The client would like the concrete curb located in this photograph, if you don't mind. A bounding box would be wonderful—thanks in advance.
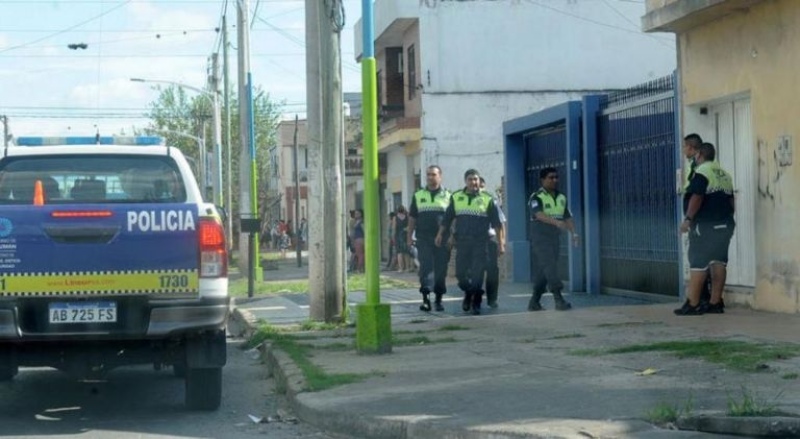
[230,304,800,439]
[677,415,800,437]
[232,306,554,439]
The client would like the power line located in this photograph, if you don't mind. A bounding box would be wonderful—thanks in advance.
[0,0,132,55]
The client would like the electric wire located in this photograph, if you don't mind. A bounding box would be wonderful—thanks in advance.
[0,0,132,55]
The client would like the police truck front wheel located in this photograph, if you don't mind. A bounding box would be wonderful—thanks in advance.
[185,367,222,410]
[0,349,18,382]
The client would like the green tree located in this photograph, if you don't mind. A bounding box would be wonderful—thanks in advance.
[142,85,283,248]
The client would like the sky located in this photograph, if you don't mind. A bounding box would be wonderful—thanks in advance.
[0,0,364,138]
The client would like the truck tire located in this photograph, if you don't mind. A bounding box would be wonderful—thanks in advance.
[185,367,222,410]
[0,350,17,382]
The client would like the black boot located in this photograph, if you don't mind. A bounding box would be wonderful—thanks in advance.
[434,293,444,312]
[419,294,431,312]
[553,291,572,311]
[527,292,543,311]
[471,290,483,315]
[462,292,472,312]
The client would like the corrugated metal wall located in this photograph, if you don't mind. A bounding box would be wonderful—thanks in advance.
[596,75,679,295]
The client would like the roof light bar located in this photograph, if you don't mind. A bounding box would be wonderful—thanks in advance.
[15,136,164,147]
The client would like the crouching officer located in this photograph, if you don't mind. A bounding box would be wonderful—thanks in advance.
[436,169,504,315]
[408,165,452,312]
[528,167,579,311]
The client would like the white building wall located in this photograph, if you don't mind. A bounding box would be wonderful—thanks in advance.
[419,0,675,92]
[422,92,590,191]
[413,0,676,192]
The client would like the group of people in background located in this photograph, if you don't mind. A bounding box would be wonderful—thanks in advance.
[339,132,732,316]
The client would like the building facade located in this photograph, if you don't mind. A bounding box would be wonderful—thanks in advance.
[644,0,800,313]
[355,0,676,216]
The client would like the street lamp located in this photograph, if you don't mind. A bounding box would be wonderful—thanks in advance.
[146,129,204,180]
[130,77,223,207]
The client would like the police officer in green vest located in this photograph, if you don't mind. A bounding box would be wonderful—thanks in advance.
[436,169,504,315]
[528,167,579,311]
[408,165,452,312]
[676,142,735,315]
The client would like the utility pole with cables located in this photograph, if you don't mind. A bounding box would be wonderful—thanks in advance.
[307,0,346,322]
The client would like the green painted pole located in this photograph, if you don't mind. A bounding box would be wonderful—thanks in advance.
[356,0,391,354]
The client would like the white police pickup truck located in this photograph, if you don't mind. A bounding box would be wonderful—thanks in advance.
[0,136,229,410]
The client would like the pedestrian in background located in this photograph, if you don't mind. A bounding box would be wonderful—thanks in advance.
[394,205,412,272]
[408,165,451,312]
[351,209,365,273]
[385,212,397,270]
[527,167,578,312]
[437,169,504,315]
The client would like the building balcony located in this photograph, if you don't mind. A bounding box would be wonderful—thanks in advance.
[378,116,420,152]
[642,0,762,33]
[354,0,418,59]
[344,155,387,177]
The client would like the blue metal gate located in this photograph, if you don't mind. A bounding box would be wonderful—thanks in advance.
[596,75,678,295]
[525,126,570,283]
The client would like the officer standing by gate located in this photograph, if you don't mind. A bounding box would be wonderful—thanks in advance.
[408,165,451,312]
[436,169,504,315]
[528,167,579,311]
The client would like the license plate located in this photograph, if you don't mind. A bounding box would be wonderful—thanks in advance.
[49,301,117,324]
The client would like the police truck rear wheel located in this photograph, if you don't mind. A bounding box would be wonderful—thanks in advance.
[185,367,222,410]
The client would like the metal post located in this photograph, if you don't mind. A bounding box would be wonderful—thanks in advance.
[237,0,260,280]
[356,0,392,353]
[1,115,8,147]
[293,115,302,267]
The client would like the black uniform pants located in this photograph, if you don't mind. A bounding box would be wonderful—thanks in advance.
[532,233,563,296]
[456,238,488,303]
[484,239,499,304]
[416,238,451,297]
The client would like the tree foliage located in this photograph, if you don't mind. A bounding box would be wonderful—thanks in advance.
[142,84,283,240]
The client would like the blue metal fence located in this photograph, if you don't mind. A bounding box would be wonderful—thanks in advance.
[524,126,570,282]
[596,74,678,295]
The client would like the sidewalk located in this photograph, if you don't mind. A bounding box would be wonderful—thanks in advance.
[231,265,800,438]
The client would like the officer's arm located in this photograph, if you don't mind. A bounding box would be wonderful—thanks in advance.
[436,200,455,246]
[534,211,564,228]
[407,216,416,247]
[684,174,708,222]
[685,194,704,222]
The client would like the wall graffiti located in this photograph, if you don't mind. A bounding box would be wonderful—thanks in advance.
[757,137,792,205]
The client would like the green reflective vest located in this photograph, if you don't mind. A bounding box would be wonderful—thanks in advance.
[453,190,492,217]
[695,161,734,195]
[414,187,450,213]
[531,188,567,219]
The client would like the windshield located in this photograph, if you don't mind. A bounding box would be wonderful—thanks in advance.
[0,154,186,204]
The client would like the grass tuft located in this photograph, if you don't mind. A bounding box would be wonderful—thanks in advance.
[606,340,800,372]
[726,387,783,417]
